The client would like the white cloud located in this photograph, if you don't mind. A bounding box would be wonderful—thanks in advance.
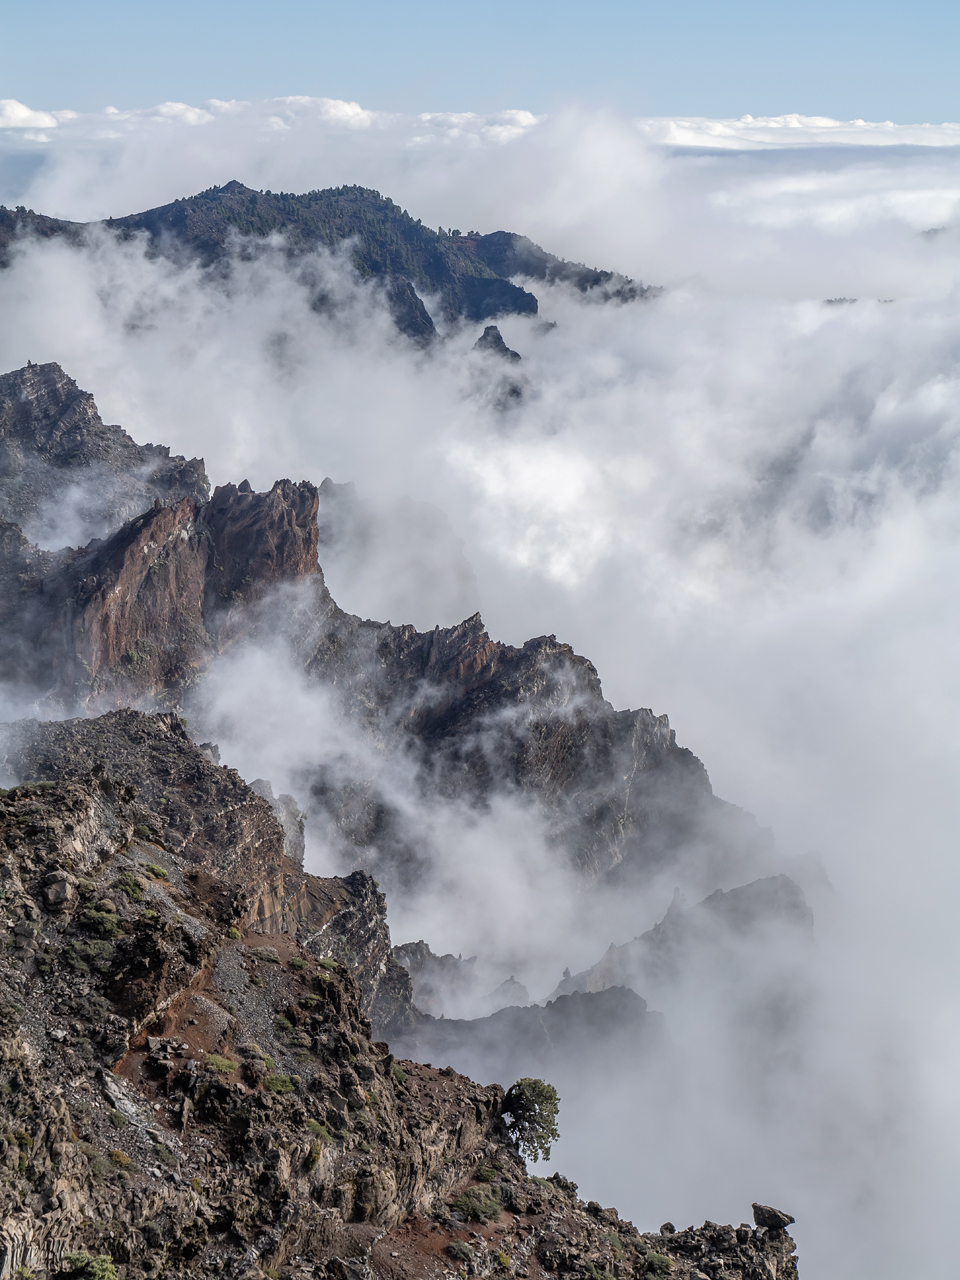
[0,99,59,129]
[4,99,960,1276]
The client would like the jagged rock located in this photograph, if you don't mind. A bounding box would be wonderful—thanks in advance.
[0,361,778,895]
[0,361,209,544]
[473,324,522,361]
[392,941,479,1017]
[0,710,793,1278]
[386,986,665,1081]
[0,462,318,704]
[753,1202,796,1230]
[547,874,814,1002]
[251,778,306,865]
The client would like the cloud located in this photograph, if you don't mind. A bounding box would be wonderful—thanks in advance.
[0,99,61,129]
[3,101,960,1276]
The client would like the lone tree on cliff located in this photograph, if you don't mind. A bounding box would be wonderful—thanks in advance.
[502,1077,560,1162]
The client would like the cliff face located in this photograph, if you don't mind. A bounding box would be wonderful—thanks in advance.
[0,361,771,890]
[0,462,319,706]
[0,363,209,545]
[0,710,799,1280]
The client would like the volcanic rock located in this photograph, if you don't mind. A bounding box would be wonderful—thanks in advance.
[0,361,209,544]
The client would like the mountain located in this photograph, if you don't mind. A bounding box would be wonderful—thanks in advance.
[0,707,800,1280]
[0,182,655,339]
[0,361,209,546]
[0,361,774,892]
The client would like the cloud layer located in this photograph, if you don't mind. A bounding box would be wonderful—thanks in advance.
[3,98,960,1278]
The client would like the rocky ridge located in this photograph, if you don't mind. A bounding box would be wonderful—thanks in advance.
[0,709,799,1280]
[0,183,655,341]
[0,362,774,893]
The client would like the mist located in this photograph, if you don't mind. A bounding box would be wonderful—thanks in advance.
[4,99,960,1277]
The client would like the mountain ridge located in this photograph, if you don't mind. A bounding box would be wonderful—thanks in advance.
[0,182,655,339]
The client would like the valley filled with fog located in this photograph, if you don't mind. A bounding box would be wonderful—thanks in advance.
[3,101,960,1278]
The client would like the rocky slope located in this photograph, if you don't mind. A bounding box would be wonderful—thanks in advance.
[0,363,209,546]
[0,183,654,340]
[0,709,799,1280]
[0,361,773,892]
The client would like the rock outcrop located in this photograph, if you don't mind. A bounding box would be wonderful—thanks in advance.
[545,875,814,1003]
[0,360,775,891]
[0,362,209,546]
[0,710,799,1279]
[0,469,319,705]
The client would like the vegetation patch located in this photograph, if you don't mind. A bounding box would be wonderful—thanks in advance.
[108,1110,128,1131]
[289,957,307,970]
[305,1141,324,1171]
[142,863,168,879]
[205,1053,238,1075]
[263,1074,295,1094]
[451,1186,501,1221]
[502,1077,560,1162]
[475,1165,498,1182]
[63,1255,119,1280]
[78,910,122,941]
[62,940,115,973]
[317,956,338,970]
[108,1150,131,1168]
[644,1254,673,1276]
[391,1064,408,1085]
[226,927,242,940]
[447,1241,474,1262]
[114,871,144,902]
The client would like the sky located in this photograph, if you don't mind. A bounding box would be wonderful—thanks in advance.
[4,0,960,123]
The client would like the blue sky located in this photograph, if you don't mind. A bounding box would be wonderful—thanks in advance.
[4,0,960,121]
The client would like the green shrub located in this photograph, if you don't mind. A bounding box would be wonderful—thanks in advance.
[250,974,263,986]
[114,871,144,902]
[226,927,242,940]
[645,1253,673,1276]
[305,1141,323,1171]
[143,863,168,879]
[263,1074,295,1094]
[274,1016,294,1035]
[300,994,323,1010]
[62,940,115,973]
[289,957,307,970]
[305,1119,331,1140]
[205,1053,238,1074]
[109,1150,130,1168]
[497,1253,510,1269]
[140,909,158,923]
[452,1186,501,1221]
[317,956,338,970]
[108,1110,128,1131]
[153,1143,178,1169]
[391,1064,408,1085]
[63,1255,119,1280]
[78,910,122,941]
[501,1077,560,1162]
[475,1165,498,1182]
[447,1241,473,1262]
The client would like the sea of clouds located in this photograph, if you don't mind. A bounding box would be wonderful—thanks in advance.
[3,97,960,1277]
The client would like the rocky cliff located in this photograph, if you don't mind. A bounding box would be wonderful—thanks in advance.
[0,710,799,1280]
[0,363,209,547]
[0,361,773,892]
